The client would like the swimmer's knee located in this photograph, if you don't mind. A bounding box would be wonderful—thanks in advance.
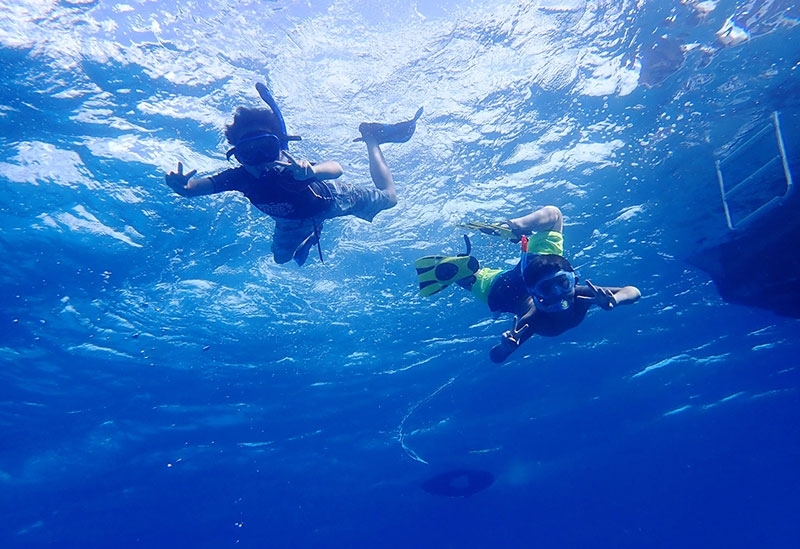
[541,205,563,231]
[542,205,562,218]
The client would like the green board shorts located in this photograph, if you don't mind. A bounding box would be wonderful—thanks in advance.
[470,230,564,305]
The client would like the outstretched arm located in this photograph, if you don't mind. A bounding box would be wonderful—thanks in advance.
[577,281,641,310]
[273,152,343,181]
[309,160,344,180]
[611,285,641,306]
[165,162,215,197]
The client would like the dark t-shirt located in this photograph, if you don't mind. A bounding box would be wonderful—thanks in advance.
[210,166,333,220]
[487,263,594,337]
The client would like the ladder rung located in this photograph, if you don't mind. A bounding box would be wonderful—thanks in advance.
[718,123,774,168]
[722,154,783,199]
[730,195,786,230]
[715,111,795,231]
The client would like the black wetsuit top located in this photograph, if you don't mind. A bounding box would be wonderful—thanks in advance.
[487,263,595,337]
[210,166,333,220]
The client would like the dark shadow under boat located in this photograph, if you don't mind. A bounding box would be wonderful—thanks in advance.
[688,111,800,318]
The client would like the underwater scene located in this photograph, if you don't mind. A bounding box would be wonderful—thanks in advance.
[1,0,799,546]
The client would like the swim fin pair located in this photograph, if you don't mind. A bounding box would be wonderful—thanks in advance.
[353,107,424,144]
[415,254,480,297]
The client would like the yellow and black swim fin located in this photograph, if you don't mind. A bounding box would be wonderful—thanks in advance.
[457,221,518,242]
[415,254,480,297]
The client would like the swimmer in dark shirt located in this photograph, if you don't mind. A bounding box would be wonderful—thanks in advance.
[166,82,422,266]
[415,206,642,363]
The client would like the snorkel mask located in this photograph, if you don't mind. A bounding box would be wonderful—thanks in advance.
[226,133,282,165]
[520,236,576,313]
[226,83,302,166]
[528,269,576,312]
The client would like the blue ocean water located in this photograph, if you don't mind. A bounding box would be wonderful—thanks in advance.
[2,0,799,546]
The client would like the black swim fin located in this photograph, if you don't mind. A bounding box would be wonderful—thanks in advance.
[293,232,321,266]
[353,107,423,144]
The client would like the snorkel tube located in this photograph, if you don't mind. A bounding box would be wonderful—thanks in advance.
[255,82,302,150]
[519,235,529,271]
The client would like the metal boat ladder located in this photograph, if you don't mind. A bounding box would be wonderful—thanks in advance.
[715,111,795,230]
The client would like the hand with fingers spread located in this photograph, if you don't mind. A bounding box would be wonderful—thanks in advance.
[272,151,316,181]
[268,151,345,182]
[165,162,198,195]
[490,316,531,363]
[273,151,316,181]
[583,280,618,310]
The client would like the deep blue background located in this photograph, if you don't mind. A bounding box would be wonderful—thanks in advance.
[1,0,799,547]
